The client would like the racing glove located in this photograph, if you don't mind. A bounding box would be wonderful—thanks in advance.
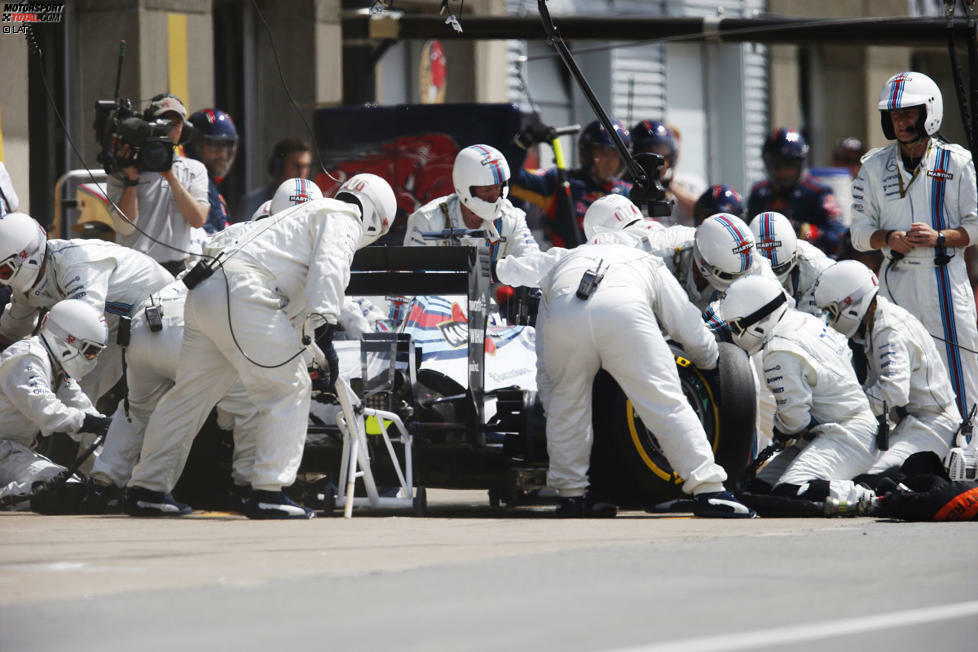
[80,413,113,438]
[514,123,555,150]
[314,323,339,394]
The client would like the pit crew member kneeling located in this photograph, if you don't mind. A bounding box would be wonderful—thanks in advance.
[814,260,958,472]
[721,276,878,507]
[0,301,111,511]
[125,174,396,519]
[536,243,754,518]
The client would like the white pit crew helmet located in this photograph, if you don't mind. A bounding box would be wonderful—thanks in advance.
[270,178,323,216]
[582,194,644,240]
[452,144,510,222]
[693,213,756,291]
[335,173,396,248]
[722,275,789,356]
[749,211,798,282]
[39,299,109,379]
[249,200,273,222]
[0,212,47,294]
[813,260,880,339]
[877,71,943,139]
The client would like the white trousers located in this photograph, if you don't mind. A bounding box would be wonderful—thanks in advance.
[868,405,958,473]
[536,285,726,497]
[128,267,310,493]
[757,417,879,487]
[882,259,978,423]
[0,439,65,509]
[92,303,259,488]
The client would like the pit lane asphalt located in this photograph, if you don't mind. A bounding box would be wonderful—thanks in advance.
[1,489,975,652]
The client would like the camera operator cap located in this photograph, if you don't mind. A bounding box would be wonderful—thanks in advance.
[147,93,187,120]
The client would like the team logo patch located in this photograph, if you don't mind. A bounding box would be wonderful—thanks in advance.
[927,169,954,181]
[732,240,752,255]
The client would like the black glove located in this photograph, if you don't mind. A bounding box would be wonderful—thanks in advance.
[314,323,339,394]
[80,413,112,437]
[514,123,555,150]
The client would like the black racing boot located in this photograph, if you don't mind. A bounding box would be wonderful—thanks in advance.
[694,490,756,518]
[125,486,192,516]
[555,493,617,518]
[79,480,125,514]
[245,489,315,520]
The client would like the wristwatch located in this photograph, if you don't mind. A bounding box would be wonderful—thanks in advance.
[122,177,140,187]
[936,232,946,249]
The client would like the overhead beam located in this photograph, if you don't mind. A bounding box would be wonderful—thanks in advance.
[342,14,974,47]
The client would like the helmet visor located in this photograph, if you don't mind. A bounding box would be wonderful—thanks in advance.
[77,339,106,360]
[0,255,18,282]
[770,259,794,278]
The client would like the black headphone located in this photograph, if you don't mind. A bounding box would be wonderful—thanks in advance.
[266,139,311,180]
[267,150,285,179]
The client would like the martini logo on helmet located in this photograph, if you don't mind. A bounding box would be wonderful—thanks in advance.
[732,240,752,255]
[756,237,781,252]
[473,147,505,183]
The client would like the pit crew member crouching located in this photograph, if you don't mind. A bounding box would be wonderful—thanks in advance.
[0,301,111,510]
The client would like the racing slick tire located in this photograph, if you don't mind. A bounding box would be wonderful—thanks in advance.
[589,342,755,507]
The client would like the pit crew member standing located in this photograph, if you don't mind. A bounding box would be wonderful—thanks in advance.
[88,281,260,511]
[814,260,958,472]
[510,120,632,248]
[536,242,753,518]
[0,212,173,402]
[0,301,110,508]
[126,174,396,519]
[721,276,879,504]
[107,93,209,276]
[850,71,978,423]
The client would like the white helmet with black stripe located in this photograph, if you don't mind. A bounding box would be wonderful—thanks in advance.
[721,275,789,356]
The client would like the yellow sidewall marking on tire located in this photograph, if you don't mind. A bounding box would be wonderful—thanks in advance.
[625,356,722,484]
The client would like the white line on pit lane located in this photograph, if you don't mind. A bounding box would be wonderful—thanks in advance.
[606,600,978,652]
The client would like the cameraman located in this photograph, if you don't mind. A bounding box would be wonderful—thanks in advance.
[108,93,209,276]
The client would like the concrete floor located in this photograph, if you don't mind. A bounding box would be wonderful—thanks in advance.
[1,490,976,652]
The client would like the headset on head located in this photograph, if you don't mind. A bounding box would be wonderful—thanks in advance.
[267,139,311,180]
